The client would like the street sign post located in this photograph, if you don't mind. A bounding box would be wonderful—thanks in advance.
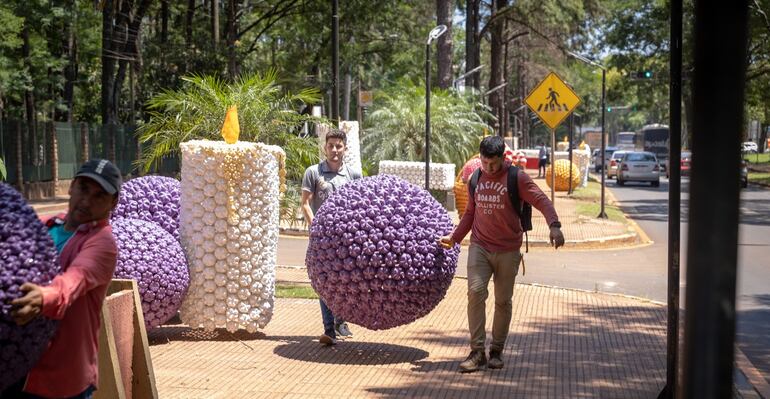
[525,72,582,202]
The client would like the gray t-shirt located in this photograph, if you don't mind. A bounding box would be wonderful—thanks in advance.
[302,161,362,213]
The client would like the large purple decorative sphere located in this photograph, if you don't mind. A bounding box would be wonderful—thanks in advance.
[0,183,60,391]
[112,176,181,240]
[111,218,189,329]
[305,174,459,330]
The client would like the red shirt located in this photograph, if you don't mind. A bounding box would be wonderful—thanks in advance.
[24,218,117,398]
[452,162,559,252]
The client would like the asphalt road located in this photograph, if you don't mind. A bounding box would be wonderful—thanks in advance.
[600,175,770,384]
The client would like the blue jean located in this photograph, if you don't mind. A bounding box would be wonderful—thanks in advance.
[2,379,94,399]
[320,299,343,338]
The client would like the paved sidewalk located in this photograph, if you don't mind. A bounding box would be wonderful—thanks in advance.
[147,267,667,398]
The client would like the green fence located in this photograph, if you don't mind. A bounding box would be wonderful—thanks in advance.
[0,120,163,185]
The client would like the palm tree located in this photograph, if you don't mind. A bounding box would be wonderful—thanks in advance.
[137,69,321,173]
[362,81,492,171]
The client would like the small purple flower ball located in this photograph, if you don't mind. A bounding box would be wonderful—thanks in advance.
[0,183,60,391]
[306,175,459,330]
[112,176,181,240]
[111,218,189,329]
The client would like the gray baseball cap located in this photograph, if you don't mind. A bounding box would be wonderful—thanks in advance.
[75,159,123,194]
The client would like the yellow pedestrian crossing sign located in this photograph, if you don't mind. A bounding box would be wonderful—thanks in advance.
[525,72,581,130]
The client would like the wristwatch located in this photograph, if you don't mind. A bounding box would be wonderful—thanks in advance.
[549,221,562,229]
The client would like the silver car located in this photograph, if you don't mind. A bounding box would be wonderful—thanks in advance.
[617,151,660,187]
[606,150,628,179]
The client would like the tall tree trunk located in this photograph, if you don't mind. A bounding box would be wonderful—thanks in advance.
[436,0,453,89]
[112,0,152,125]
[101,0,117,125]
[226,0,239,79]
[488,0,507,134]
[186,0,195,49]
[15,122,24,191]
[61,4,77,122]
[161,0,169,44]
[343,71,351,120]
[465,0,480,90]
[22,24,37,170]
[211,0,219,49]
[502,21,510,137]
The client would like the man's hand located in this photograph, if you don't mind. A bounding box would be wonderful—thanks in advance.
[549,226,565,249]
[438,236,456,249]
[10,283,44,326]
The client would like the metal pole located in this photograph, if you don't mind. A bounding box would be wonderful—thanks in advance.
[598,69,608,218]
[425,43,431,191]
[681,1,749,397]
[567,113,575,195]
[550,128,555,203]
[331,0,339,122]
[658,0,682,397]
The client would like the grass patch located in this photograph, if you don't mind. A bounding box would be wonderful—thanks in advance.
[275,283,319,299]
[575,203,628,224]
[748,172,770,185]
[570,180,602,201]
[744,152,770,164]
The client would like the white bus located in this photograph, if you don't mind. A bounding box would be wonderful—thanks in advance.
[616,131,637,151]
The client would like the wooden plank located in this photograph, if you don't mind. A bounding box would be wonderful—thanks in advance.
[95,279,158,399]
[124,279,159,399]
[95,292,127,399]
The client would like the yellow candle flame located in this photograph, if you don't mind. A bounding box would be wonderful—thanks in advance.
[221,105,240,144]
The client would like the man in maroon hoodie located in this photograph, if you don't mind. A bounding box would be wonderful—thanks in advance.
[441,136,565,372]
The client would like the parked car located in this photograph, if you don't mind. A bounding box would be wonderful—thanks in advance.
[742,142,758,153]
[741,159,749,188]
[592,146,619,172]
[666,150,692,178]
[617,151,660,187]
[606,150,629,179]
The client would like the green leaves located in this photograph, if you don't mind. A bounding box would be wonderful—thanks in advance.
[362,81,492,172]
[136,70,321,173]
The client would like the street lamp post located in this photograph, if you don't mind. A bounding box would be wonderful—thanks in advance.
[425,24,448,191]
[453,65,484,91]
[567,51,608,218]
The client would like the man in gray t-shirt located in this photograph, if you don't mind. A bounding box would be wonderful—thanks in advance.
[301,128,362,346]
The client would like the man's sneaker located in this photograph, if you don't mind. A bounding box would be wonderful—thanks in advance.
[458,350,487,373]
[335,322,353,339]
[488,350,504,369]
[319,334,337,346]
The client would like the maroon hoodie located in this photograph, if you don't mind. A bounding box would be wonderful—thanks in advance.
[452,162,559,252]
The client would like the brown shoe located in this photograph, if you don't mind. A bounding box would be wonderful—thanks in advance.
[459,350,487,373]
[488,350,504,369]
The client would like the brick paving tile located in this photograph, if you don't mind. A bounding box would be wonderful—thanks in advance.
[149,275,666,398]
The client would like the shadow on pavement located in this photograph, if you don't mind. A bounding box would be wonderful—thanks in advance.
[147,324,266,345]
[367,303,666,398]
[273,340,429,365]
[737,295,770,381]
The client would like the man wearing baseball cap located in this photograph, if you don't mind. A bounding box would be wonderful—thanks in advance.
[7,159,121,399]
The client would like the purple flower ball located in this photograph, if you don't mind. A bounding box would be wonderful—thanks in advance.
[0,183,60,391]
[111,218,189,329]
[112,176,181,240]
[306,174,459,330]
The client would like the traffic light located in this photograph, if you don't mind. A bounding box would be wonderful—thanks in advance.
[633,71,653,79]
[606,106,612,112]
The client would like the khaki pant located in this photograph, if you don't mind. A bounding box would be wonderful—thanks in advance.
[467,242,522,352]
